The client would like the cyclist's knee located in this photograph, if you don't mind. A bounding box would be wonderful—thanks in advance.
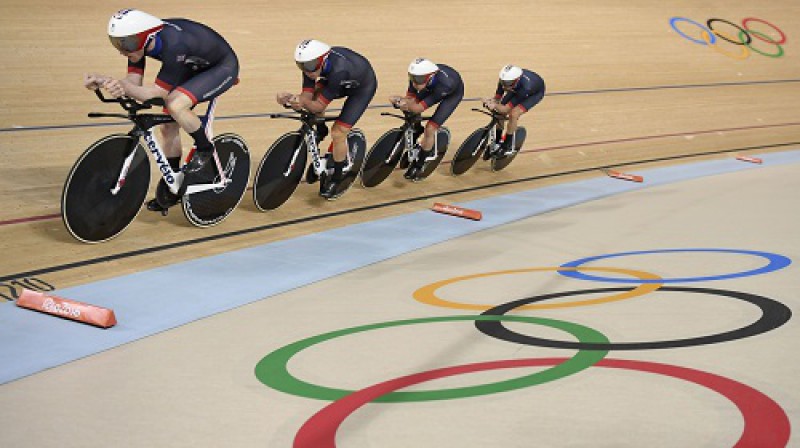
[165,92,193,116]
[331,124,348,142]
[424,123,438,138]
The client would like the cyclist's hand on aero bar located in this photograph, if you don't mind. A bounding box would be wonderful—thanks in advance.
[276,92,293,107]
[102,78,126,99]
[83,73,110,91]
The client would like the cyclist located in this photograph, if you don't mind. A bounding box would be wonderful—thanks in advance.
[83,8,239,212]
[276,39,377,199]
[389,58,464,181]
[482,64,545,159]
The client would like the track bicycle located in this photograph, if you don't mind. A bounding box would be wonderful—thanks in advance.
[61,90,250,243]
[252,111,367,210]
[450,107,527,175]
[359,111,451,187]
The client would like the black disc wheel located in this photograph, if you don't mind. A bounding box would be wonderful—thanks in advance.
[61,135,150,243]
[253,132,306,211]
[491,126,527,172]
[360,128,403,188]
[182,133,251,227]
[450,126,489,176]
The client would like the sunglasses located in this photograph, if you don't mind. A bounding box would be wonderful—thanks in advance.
[500,78,518,88]
[296,57,324,73]
[409,73,432,85]
[109,34,146,53]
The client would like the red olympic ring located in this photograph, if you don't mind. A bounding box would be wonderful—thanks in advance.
[743,17,787,44]
[294,357,790,447]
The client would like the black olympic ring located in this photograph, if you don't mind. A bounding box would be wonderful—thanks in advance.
[476,286,791,350]
[707,18,752,45]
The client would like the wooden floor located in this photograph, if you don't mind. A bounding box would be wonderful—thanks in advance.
[0,1,799,446]
[1,0,799,292]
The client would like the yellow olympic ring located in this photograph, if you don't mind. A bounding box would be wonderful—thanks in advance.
[701,30,750,60]
[413,267,663,311]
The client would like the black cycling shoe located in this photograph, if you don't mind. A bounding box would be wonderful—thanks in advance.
[182,150,218,189]
[184,150,213,174]
[403,163,419,180]
[493,143,514,160]
[320,178,339,199]
[146,179,180,216]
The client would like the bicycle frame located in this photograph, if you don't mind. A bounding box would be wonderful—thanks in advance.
[89,91,230,196]
[270,111,338,177]
[470,107,510,157]
[379,111,434,162]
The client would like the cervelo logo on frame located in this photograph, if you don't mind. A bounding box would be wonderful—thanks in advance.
[669,17,787,59]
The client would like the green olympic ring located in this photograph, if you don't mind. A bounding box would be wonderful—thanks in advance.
[255,315,608,402]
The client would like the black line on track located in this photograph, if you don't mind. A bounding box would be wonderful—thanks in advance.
[1,140,797,283]
[3,78,800,133]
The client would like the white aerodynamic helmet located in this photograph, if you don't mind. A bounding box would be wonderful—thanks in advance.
[408,58,439,85]
[499,64,523,86]
[295,39,331,72]
[107,9,164,53]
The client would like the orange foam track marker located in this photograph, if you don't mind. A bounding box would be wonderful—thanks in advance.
[432,203,482,221]
[16,289,117,328]
[736,155,763,164]
[606,169,644,183]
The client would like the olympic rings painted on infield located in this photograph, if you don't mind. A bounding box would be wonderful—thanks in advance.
[559,248,791,284]
[701,29,749,60]
[670,16,787,59]
[254,315,609,402]
[477,286,791,350]
[413,266,662,311]
[293,357,791,448]
[743,17,787,44]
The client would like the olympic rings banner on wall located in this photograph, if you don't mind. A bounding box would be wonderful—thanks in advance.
[670,17,787,59]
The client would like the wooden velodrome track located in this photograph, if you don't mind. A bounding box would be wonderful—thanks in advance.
[1,1,799,447]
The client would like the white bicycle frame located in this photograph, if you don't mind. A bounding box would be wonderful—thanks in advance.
[384,124,441,164]
[282,125,327,177]
[109,98,230,197]
[283,121,356,178]
[471,115,514,158]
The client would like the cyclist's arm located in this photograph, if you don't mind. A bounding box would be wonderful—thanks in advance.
[491,102,513,115]
[124,71,144,87]
[399,97,425,114]
[98,77,165,101]
[299,91,327,114]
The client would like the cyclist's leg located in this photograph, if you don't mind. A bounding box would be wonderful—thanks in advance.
[173,59,238,174]
[324,75,376,194]
[500,90,542,154]
[420,84,463,159]
[159,122,182,166]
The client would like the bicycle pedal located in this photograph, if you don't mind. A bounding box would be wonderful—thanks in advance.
[146,198,170,216]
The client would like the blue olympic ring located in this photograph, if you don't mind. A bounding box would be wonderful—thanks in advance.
[558,248,791,284]
[670,17,716,45]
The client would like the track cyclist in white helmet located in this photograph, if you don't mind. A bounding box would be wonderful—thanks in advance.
[84,9,240,213]
[276,39,377,199]
[390,58,464,181]
[483,64,545,159]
